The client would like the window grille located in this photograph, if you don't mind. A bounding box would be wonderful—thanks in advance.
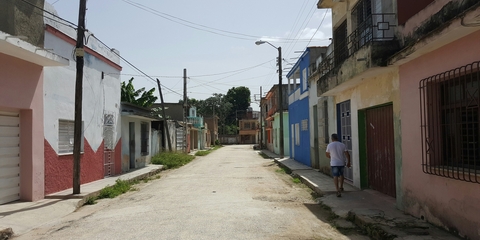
[419,61,480,183]
[301,119,308,131]
[58,120,83,154]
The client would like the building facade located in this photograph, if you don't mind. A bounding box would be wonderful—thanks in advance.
[316,0,480,238]
[42,2,123,195]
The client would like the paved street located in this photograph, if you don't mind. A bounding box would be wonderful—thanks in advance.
[16,145,368,240]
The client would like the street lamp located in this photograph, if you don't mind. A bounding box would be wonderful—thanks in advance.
[255,40,284,158]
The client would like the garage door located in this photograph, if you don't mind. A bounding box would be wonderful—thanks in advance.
[0,111,20,204]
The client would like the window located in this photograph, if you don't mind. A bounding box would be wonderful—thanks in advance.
[244,122,251,130]
[420,61,480,183]
[334,20,348,66]
[58,120,83,154]
[352,0,373,50]
[141,122,149,156]
[301,119,308,131]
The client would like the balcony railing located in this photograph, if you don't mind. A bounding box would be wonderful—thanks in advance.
[316,13,396,79]
[187,116,203,128]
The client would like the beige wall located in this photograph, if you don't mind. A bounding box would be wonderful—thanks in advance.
[325,68,401,193]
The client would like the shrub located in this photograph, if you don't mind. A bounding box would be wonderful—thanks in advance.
[151,151,195,169]
[97,179,132,199]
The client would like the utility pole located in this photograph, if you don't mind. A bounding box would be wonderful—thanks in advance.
[259,86,263,149]
[156,79,172,151]
[278,47,284,158]
[183,69,187,153]
[73,0,87,194]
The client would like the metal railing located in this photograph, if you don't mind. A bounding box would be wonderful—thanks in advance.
[316,13,396,79]
[419,61,480,184]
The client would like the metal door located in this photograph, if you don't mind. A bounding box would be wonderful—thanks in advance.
[366,105,396,197]
[129,122,135,169]
[0,111,20,204]
[337,101,353,181]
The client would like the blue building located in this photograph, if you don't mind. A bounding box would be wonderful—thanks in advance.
[287,47,326,166]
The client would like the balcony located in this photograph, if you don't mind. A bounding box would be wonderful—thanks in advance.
[316,13,399,94]
[187,116,203,129]
[317,0,345,8]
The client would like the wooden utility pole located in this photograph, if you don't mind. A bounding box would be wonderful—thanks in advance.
[156,79,172,151]
[73,0,87,194]
[259,86,263,149]
[183,69,187,153]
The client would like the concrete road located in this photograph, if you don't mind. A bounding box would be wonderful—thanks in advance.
[17,145,368,240]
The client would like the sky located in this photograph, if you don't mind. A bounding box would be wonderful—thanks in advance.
[46,0,332,111]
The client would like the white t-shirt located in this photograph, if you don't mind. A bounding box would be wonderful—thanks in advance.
[326,141,347,166]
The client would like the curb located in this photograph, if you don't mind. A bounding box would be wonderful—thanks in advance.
[273,158,325,197]
[74,166,165,209]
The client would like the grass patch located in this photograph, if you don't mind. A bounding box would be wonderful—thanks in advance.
[195,146,222,156]
[195,150,210,156]
[211,145,222,150]
[292,178,301,184]
[151,151,195,169]
[97,179,132,199]
[84,197,96,205]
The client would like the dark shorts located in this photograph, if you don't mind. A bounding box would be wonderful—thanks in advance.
[331,166,345,177]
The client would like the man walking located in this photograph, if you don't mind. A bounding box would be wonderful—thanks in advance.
[326,133,351,197]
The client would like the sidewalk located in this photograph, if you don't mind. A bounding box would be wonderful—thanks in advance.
[260,149,460,240]
[0,165,163,238]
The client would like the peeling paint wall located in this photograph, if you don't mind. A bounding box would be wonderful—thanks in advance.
[322,69,401,193]
[399,29,480,240]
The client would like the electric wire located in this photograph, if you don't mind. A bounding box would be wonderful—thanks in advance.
[19,0,78,27]
[90,35,183,97]
[305,9,329,47]
[122,0,329,43]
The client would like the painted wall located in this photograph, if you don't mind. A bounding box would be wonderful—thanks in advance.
[120,116,153,173]
[42,7,122,194]
[325,68,401,194]
[399,30,480,239]
[289,92,310,166]
[0,53,44,201]
[272,112,290,157]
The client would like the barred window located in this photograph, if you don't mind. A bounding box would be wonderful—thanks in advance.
[58,120,84,154]
[420,61,480,183]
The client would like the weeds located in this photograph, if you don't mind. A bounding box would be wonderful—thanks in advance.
[97,179,132,199]
[195,150,210,156]
[151,151,195,169]
[292,178,301,184]
[84,197,96,205]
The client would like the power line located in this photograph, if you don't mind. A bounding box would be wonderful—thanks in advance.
[91,35,183,97]
[19,0,78,27]
[122,0,330,43]
[305,9,329,47]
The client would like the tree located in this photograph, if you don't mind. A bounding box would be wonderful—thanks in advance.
[121,78,157,108]
[225,86,251,124]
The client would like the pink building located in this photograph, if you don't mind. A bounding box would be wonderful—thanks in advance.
[392,1,480,238]
[0,31,68,204]
[316,0,480,238]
